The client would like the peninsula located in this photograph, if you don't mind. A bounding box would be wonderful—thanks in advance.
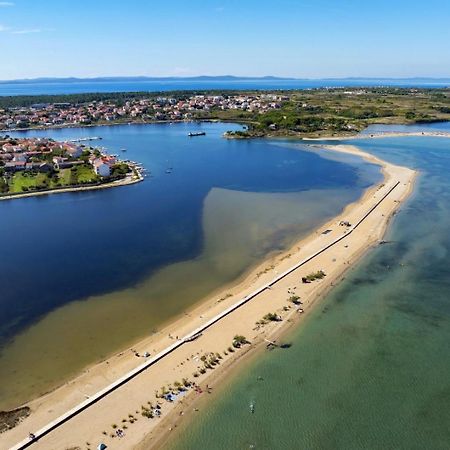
[0,135,142,199]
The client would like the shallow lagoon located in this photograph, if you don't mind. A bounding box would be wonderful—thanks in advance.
[0,122,381,408]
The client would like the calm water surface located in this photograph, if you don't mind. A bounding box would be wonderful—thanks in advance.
[1,78,449,96]
[168,123,450,450]
[0,122,381,409]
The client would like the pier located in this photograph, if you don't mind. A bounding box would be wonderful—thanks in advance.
[68,137,102,142]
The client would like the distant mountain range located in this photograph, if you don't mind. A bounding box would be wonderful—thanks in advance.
[1,75,450,84]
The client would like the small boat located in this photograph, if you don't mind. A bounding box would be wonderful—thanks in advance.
[121,148,127,152]
[165,169,172,174]
[250,402,255,413]
[188,132,206,137]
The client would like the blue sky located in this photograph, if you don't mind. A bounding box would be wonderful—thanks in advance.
[0,0,449,80]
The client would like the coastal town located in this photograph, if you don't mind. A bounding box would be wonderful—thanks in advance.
[1,87,449,138]
[0,93,285,130]
[2,0,450,449]
[0,135,137,196]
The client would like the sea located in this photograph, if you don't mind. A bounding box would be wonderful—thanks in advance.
[0,122,382,409]
[0,78,449,96]
[167,122,450,450]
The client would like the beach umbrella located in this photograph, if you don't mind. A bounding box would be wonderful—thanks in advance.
[97,444,107,450]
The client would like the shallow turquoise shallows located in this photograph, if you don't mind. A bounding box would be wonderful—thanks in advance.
[168,124,450,450]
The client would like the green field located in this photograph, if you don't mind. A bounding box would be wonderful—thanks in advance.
[9,172,56,193]
[213,88,450,137]
[58,168,72,185]
[71,164,99,183]
[5,164,100,194]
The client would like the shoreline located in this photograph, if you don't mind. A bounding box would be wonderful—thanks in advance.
[3,118,449,142]
[2,142,417,450]
[143,145,418,450]
[302,130,450,141]
[149,146,418,450]
[0,118,226,134]
[225,129,450,141]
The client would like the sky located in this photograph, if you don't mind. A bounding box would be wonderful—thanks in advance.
[0,0,449,80]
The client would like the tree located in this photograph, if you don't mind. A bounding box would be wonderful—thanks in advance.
[232,335,248,348]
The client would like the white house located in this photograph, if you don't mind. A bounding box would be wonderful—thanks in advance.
[93,158,111,177]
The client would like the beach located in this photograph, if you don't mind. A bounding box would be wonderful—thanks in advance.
[302,130,450,140]
[2,143,416,450]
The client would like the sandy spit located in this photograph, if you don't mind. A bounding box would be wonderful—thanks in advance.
[3,144,417,450]
[302,130,450,141]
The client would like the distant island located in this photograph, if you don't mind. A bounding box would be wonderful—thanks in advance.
[1,75,450,84]
[0,87,449,139]
[0,135,142,199]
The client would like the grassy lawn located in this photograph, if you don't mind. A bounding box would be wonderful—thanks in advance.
[7,165,99,194]
[9,172,55,193]
[58,168,72,186]
[57,166,99,185]
[71,164,99,183]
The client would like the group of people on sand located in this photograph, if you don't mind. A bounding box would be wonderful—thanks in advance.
[130,348,151,358]
[192,383,212,395]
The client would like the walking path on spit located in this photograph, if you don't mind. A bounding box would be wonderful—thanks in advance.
[11,180,400,450]
[304,130,450,141]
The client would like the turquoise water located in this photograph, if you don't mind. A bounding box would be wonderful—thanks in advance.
[1,78,449,96]
[168,126,450,450]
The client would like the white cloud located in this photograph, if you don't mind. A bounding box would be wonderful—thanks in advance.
[12,28,42,34]
[0,24,9,32]
[0,2,14,6]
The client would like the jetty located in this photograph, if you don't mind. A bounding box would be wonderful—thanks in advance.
[69,137,102,142]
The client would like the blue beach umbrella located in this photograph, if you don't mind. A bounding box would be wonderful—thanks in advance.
[97,444,107,450]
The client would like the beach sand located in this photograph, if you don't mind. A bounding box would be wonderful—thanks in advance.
[302,130,450,141]
[2,144,416,450]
